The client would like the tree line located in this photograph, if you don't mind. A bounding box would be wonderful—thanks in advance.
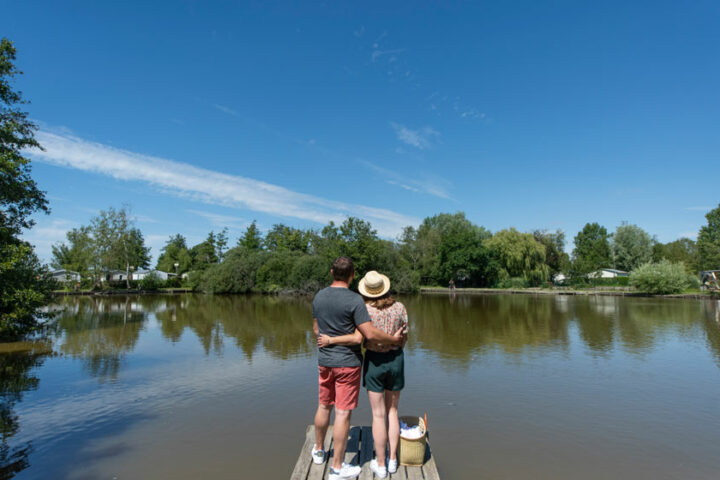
[50,206,720,295]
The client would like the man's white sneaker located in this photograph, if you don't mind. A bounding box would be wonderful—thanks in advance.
[311,446,325,465]
[328,462,361,480]
[370,459,387,478]
[387,458,398,474]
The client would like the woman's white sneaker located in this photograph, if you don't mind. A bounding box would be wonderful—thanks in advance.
[370,459,387,479]
[311,446,325,464]
[387,458,398,474]
[328,462,361,480]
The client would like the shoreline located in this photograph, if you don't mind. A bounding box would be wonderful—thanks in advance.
[420,287,719,300]
[52,288,193,296]
[51,287,720,300]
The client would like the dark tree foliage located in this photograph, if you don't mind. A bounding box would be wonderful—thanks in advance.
[533,230,570,277]
[190,231,220,271]
[0,38,52,340]
[156,234,192,274]
[571,223,612,276]
[410,213,495,287]
[652,237,698,273]
[697,204,720,270]
[237,221,262,250]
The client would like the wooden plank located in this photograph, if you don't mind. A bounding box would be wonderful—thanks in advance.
[290,425,314,480]
[358,426,374,480]
[405,465,423,480]
[390,465,408,480]
[308,425,333,480]
[422,442,440,480]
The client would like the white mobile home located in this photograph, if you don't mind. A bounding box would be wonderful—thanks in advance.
[133,270,172,281]
[50,269,81,283]
[589,268,629,279]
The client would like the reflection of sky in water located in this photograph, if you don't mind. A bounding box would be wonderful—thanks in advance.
[3,294,720,479]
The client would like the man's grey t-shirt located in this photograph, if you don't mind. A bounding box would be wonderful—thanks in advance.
[312,287,371,367]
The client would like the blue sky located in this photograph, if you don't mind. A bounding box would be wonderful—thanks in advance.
[6,1,720,262]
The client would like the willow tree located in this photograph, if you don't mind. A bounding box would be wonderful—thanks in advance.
[485,228,549,286]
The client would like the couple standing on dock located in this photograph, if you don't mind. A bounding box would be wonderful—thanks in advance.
[311,256,408,480]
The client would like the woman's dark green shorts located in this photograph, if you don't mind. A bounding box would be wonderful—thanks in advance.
[363,348,404,393]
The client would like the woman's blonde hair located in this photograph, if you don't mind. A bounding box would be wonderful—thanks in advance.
[363,293,396,310]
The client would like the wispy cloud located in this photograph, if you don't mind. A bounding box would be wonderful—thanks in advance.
[371,48,405,62]
[390,122,439,150]
[132,214,157,224]
[30,131,418,237]
[212,103,240,117]
[685,206,711,212]
[361,160,453,200]
[678,231,698,239]
[187,209,247,230]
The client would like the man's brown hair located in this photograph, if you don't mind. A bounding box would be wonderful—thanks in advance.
[331,256,354,282]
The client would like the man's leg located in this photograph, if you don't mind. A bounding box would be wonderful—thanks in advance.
[314,403,332,450]
[316,366,335,451]
[331,408,352,470]
[331,366,362,471]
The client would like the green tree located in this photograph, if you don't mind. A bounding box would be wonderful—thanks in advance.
[572,222,612,276]
[697,204,720,270]
[215,228,229,261]
[51,225,95,280]
[652,237,698,273]
[0,38,52,339]
[611,222,653,272]
[190,231,220,271]
[155,234,192,274]
[533,229,570,277]
[264,224,310,253]
[415,212,494,286]
[486,228,549,286]
[90,207,151,287]
[238,221,262,250]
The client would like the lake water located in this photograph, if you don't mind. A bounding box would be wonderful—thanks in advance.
[2,293,720,479]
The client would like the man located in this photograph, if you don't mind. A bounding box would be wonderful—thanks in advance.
[311,256,404,480]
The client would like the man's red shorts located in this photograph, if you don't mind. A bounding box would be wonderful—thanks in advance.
[318,366,361,410]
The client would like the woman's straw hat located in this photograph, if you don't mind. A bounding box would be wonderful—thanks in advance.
[358,270,391,298]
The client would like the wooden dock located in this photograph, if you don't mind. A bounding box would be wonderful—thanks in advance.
[291,425,440,480]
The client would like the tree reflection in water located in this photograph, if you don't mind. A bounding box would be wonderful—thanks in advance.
[404,293,720,366]
[154,294,314,360]
[55,296,147,383]
[0,342,52,479]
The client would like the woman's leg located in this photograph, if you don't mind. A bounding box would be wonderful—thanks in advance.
[385,390,401,461]
[367,390,388,465]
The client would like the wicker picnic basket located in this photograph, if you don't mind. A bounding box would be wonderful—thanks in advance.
[398,415,427,466]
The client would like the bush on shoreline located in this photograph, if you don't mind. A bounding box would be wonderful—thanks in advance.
[630,260,691,294]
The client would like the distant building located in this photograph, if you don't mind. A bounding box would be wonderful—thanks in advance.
[589,268,629,279]
[133,269,173,281]
[50,269,81,283]
[553,273,567,284]
[101,270,128,282]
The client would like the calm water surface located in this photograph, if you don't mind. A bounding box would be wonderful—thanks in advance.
[2,293,720,479]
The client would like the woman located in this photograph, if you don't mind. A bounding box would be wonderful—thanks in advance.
[318,270,408,479]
